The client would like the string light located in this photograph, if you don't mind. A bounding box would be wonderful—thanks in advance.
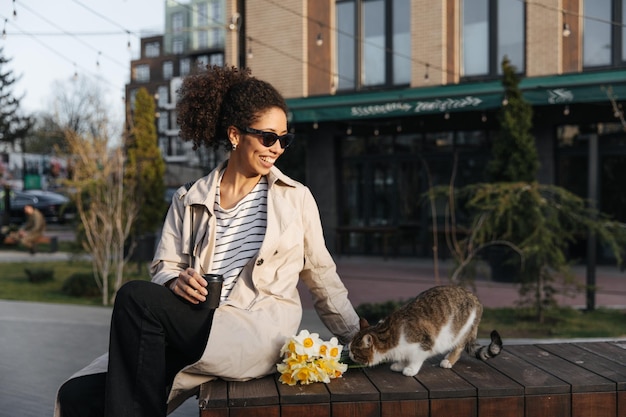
[481,113,487,122]
[12,0,17,18]
[316,32,323,46]
[562,22,571,37]
[562,9,571,37]
[424,63,430,82]
[73,63,78,80]
[2,19,7,39]
[563,105,570,116]
[96,51,101,68]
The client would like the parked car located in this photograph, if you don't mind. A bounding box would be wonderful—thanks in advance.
[0,189,75,224]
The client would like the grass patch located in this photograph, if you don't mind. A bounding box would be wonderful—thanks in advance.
[356,299,626,340]
[0,260,151,306]
[479,307,626,339]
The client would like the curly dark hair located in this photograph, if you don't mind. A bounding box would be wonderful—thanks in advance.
[176,65,288,151]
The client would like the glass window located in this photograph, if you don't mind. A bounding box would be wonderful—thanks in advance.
[497,0,524,73]
[163,61,173,79]
[173,39,184,54]
[463,0,489,76]
[180,58,191,76]
[158,113,168,133]
[392,0,411,85]
[337,1,356,90]
[583,0,612,66]
[462,0,525,77]
[133,64,150,82]
[362,0,386,87]
[623,0,626,60]
[197,55,209,69]
[198,31,209,49]
[210,53,224,66]
[157,86,168,107]
[197,3,208,25]
[172,12,184,34]
[145,42,160,58]
[336,0,411,91]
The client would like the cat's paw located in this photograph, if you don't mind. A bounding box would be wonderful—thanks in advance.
[402,367,419,377]
[439,359,453,369]
[390,363,404,372]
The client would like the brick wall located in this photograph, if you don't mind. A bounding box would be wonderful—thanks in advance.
[526,0,562,76]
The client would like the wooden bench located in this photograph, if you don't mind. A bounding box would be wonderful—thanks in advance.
[198,340,626,417]
[34,235,58,252]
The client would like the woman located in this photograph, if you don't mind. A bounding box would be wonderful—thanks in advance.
[56,66,360,417]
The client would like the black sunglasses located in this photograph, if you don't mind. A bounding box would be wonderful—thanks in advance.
[237,126,295,149]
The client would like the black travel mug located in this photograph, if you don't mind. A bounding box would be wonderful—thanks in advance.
[200,273,223,310]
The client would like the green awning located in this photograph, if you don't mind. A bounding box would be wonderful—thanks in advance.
[286,69,626,123]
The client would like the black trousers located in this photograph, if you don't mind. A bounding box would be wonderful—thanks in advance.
[58,280,215,417]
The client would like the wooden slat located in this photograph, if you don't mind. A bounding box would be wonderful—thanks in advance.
[227,375,279,407]
[199,379,228,408]
[331,401,380,417]
[572,392,617,417]
[199,379,228,417]
[380,400,429,417]
[541,343,626,390]
[478,396,524,417]
[325,368,379,402]
[430,397,476,417]
[506,344,615,393]
[327,369,380,417]
[484,350,569,395]
[452,356,524,397]
[363,365,428,400]
[363,365,429,417]
[415,359,476,399]
[524,394,571,417]
[274,373,330,404]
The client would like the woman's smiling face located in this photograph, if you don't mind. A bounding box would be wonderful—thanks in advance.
[230,106,288,177]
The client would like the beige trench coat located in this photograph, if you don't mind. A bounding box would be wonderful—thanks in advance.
[55,163,360,416]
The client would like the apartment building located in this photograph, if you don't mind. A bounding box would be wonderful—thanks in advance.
[127,0,626,259]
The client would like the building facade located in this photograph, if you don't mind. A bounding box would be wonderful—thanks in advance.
[128,0,626,260]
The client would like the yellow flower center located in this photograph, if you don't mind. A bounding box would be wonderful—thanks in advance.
[303,337,314,348]
[330,347,339,357]
[319,345,327,355]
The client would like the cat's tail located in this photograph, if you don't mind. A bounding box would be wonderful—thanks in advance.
[470,330,503,361]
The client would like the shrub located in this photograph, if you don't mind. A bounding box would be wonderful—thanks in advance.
[62,273,101,297]
[355,299,411,324]
[24,268,54,283]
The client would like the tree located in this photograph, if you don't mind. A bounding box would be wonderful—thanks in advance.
[125,88,166,238]
[0,48,33,149]
[65,128,139,305]
[25,113,68,155]
[50,76,118,139]
[486,57,538,182]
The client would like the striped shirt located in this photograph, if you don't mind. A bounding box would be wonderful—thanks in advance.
[212,176,268,301]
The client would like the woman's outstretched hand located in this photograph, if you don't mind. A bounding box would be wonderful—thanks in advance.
[169,268,208,304]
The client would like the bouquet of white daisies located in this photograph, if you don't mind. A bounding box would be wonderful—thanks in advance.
[276,330,348,385]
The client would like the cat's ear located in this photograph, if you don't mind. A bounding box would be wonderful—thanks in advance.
[359,317,370,330]
[362,334,373,348]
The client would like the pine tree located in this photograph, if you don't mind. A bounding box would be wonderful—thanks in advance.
[0,48,32,147]
[126,88,166,237]
[486,57,538,182]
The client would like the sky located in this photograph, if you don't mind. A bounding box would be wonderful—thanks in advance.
[1,0,165,118]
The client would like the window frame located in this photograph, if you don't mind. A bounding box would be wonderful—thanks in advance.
[335,0,411,92]
[461,0,526,80]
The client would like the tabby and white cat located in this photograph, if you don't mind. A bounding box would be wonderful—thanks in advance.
[349,285,502,376]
